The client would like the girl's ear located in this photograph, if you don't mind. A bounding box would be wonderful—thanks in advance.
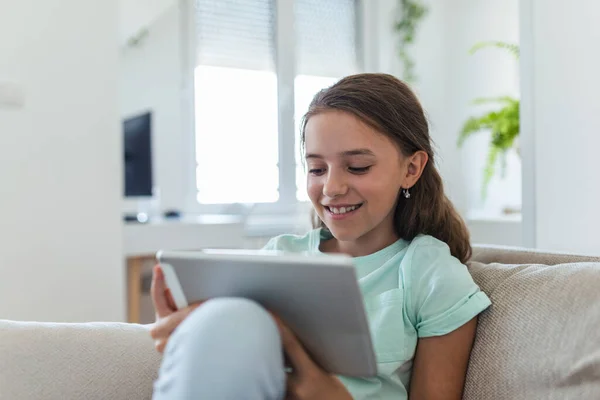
[403,150,428,189]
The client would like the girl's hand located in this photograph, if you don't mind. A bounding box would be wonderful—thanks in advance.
[149,265,203,353]
[150,265,177,320]
[272,315,353,400]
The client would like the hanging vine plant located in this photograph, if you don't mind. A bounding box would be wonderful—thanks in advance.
[394,0,429,83]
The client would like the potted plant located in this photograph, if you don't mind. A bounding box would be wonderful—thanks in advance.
[458,42,520,199]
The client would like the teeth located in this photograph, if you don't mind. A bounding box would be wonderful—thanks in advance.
[329,205,359,214]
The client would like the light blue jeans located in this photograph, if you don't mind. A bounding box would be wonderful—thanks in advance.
[152,298,286,400]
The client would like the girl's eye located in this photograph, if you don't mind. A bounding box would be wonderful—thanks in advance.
[308,168,325,176]
[348,166,371,174]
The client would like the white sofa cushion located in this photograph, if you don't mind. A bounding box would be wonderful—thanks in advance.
[464,260,600,400]
[0,321,161,400]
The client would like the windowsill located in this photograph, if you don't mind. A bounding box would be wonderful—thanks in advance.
[466,211,523,247]
[466,210,522,224]
[244,209,524,238]
[244,213,312,238]
[167,206,523,240]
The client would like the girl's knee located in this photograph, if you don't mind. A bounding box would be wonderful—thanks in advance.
[179,297,276,335]
[204,297,270,318]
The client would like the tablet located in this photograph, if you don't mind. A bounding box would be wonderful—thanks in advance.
[156,249,377,378]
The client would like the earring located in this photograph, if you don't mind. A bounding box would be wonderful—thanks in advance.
[402,188,411,199]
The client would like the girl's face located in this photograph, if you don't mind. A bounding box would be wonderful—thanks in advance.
[304,110,410,245]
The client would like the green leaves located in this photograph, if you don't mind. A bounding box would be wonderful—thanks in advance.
[394,0,429,83]
[459,41,520,199]
[469,41,520,59]
[458,96,520,199]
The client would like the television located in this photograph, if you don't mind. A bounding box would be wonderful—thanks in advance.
[123,111,153,197]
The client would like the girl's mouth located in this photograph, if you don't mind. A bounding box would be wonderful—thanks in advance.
[324,203,363,219]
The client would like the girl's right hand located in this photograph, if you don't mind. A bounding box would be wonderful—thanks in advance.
[149,265,203,353]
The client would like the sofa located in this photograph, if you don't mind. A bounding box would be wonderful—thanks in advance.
[1,245,599,399]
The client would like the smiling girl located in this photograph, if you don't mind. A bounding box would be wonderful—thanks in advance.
[150,73,491,400]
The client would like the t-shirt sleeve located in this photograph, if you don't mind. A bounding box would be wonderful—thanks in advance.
[407,237,491,338]
[259,234,300,252]
[261,236,279,251]
[259,231,317,253]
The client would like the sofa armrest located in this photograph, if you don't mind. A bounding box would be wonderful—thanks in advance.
[0,320,161,400]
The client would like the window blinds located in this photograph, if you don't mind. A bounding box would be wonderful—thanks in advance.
[195,0,359,76]
[295,0,359,77]
[195,0,276,71]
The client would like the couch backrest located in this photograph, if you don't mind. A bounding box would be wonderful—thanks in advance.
[0,320,161,400]
[1,246,599,400]
[472,244,600,265]
[465,245,600,400]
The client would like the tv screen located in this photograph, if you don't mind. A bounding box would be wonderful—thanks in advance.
[123,111,153,197]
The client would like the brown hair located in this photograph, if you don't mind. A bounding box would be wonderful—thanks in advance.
[300,73,472,263]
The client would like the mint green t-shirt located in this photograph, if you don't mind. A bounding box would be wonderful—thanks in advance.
[263,229,491,400]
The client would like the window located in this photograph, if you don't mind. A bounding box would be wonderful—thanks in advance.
[193,0,278,205]
[294,0,360,200]
[188,0,361,210]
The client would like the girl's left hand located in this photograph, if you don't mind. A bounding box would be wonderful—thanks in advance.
[271,315,353,400]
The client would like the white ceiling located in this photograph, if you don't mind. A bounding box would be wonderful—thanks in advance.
[119,0,176,45]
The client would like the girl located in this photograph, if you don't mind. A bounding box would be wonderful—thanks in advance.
[149,73,491,399]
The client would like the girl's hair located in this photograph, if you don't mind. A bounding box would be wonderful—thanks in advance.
[300,73,472,263]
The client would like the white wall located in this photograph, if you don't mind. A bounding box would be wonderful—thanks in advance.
[521,0,600,255]
[119,0,177,46]
[361,0,400,75]
[409,1,467,216]
[120,3,186,213]
[0,0,125,321]
[411,0,520,218]
[402,0,521,246]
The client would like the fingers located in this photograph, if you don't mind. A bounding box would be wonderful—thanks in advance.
[150,309,187,339]
[165,288,177,311]
[150,303,201,339]
[149,304,201,353]
[155,338,169,354]
[151,265,176,318]
[273,315,316,377]
[285,378,298,400]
